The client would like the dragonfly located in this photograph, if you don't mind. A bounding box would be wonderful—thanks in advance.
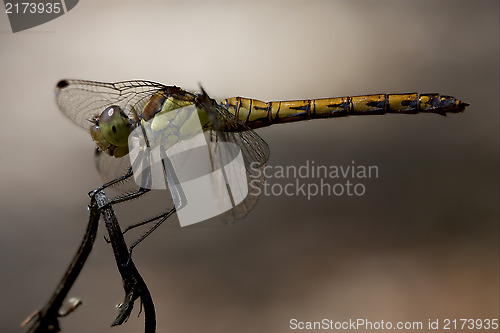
[55,79,468,250]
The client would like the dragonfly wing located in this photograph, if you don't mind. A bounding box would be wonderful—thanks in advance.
[55,79,167,129]
[206,129,267,222]
[94,149,140,194]
[195,92,270,221]
[196,89,270,166]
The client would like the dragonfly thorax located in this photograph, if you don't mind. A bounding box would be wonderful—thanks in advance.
[90,105,132,158]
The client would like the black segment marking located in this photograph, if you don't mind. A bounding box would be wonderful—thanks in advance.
[267,102,272,125]
[366,100,385,109]
[232,99,240,121]
[246,98,252,124]
[327,102,348,108]
[236,98,243,123]
[401,98,418,110]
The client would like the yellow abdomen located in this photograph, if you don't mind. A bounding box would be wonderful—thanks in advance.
[222,93,468,129]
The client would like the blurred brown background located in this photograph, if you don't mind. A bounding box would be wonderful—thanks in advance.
[0,1,498,332]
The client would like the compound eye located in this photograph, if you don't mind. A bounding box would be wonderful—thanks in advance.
[98,105,132,147]
[90,124,110,151]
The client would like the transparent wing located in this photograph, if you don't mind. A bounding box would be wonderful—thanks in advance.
[94,149,140,194]
[206,130,267,221]
[196,92,270,221]
[55,79,168,129]
[196,89,270,167]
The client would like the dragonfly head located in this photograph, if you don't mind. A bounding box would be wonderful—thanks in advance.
[97,105,132,146]
[89,105,132,157]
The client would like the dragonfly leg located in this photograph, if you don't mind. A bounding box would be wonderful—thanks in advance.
[122,211,171,235]
[88,167,134,198]
[100,189,157,245]
[127,207,176,260]
[104,208,175,250]
[108,187,150,205]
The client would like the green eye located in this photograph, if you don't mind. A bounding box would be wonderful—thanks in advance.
[99,106,132,147]
[90,124,110,151]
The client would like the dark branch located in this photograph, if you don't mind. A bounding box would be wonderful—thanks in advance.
[93,190,156,332]
[24,190,156,333]
[24,198,101,333]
